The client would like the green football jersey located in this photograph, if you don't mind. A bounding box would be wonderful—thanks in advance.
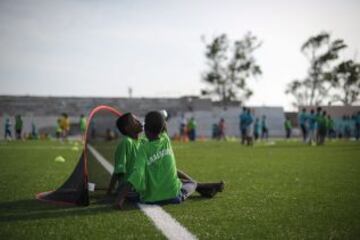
[80,117,87,132]
[114,136,141,181]
[318,115,327,129]
[128,133,182,203]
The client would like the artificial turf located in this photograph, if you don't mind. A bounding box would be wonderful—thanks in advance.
[0,139,359,239]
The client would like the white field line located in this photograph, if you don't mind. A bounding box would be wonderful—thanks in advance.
[87,144,197,240]
[87,144,113,174]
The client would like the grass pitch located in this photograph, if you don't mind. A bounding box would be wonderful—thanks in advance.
[0,139,359,239]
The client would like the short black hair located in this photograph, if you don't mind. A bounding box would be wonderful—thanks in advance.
[116,113,132,135]
[145,111,165,135]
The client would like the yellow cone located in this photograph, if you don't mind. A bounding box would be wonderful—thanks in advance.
[71,146,79,151]
[54,156,66,163]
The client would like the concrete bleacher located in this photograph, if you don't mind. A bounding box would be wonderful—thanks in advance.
[0,95,212,117]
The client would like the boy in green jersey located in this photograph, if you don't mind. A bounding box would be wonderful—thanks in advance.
[15,115,23,140]
[317,111,327,145]
[79,114,87,141]
[115,111,224,209]
[107,113,143,201]
[327,115,335,139]
[284,118,292,139]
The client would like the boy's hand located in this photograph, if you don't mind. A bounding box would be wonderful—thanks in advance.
[114,197,125,210]
[114,182,132,210]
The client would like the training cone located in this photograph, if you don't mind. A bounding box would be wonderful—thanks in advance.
[71,146,79,151]
[54,156,66,163]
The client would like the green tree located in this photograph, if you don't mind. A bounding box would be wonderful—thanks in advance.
[330,60,360,105]
[286,32,347,107]
[201,33,262,108]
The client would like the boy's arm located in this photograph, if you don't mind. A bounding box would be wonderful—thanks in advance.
[109,140,128,195]
[114,182,132,209]
[107,173,124,195]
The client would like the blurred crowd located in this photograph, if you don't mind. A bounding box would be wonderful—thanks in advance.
[3,113,87,141]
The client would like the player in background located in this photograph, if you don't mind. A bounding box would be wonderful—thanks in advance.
[4,118,12,140]
[253,117,261,141]
[355,111,360,140]
[60,113,70,141]
[245,108,254,146]
[217,118,226,140]
[79,114,87,141]
[261,115,269,140]
[212,123,219,139]
[327,115,336,140]
[315,107,322,144]
[187,117,197,141]
[317,111,327,145]
[179,113,188,142]
[239,107,248,145]
[15,115,23,140]
[298,108,308,143]
[307,109,317,145]
[343,115,351,140]
[31,121,38,139]
[284,118,292,140]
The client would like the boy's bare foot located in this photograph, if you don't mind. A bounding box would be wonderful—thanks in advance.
[217,181,224,192]
[198,181,224,198]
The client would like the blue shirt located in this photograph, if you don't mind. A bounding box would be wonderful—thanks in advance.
[308,114,316,130]
[5,121,11,131]
[254,120,260,134]
[239,113,247,129]
[299,112,307,125]
[261,119,267,129]
[246,113,253,127]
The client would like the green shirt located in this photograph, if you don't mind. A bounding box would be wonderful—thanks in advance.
[317,115,327,129]
[15,117,23,131]
[80,117,87,132]
[284,120,292,130]
[187,119,197,130]
[114,136,141,181]
[128,133,182,203]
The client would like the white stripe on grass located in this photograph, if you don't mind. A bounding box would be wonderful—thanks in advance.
[87,144,197,240]
[87,144,113,173]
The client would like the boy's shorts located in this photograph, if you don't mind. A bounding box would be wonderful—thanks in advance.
[144,180,197,205]
[177,180,197,202]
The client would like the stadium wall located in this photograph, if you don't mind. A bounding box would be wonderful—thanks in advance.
[0,96,287,139]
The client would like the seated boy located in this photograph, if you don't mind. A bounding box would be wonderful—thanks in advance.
[107,113,143,201]
[115,111,224,209]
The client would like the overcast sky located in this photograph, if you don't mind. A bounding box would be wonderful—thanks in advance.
[0,0,359,110]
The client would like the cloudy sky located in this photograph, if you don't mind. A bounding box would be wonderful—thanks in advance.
[0,0,359,110]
